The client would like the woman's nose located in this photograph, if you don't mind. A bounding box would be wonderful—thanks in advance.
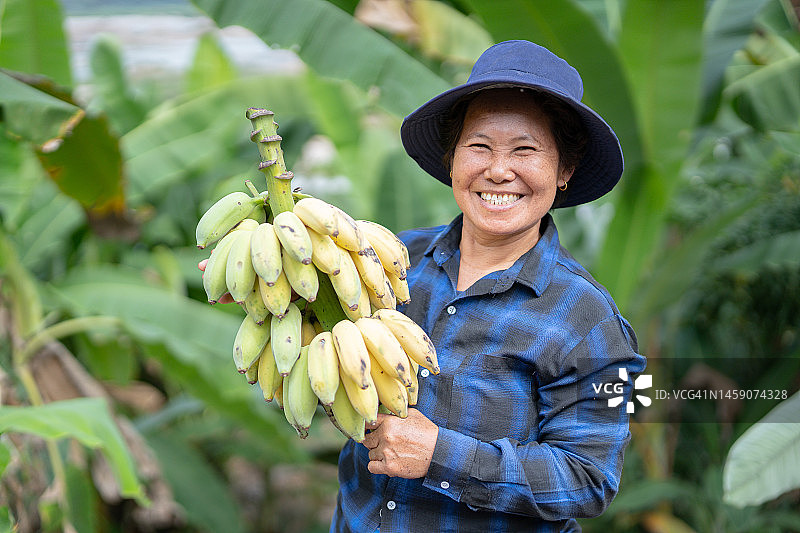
[486,153,515,182]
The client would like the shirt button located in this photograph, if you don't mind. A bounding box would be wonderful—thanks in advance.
[446,305,456,315]
[420,368,430,378]
[386,500,396,510]
[440,481,450,489]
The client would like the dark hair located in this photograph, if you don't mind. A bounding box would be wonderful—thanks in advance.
[438,88,589,208]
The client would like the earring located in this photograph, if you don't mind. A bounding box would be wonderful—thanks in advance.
[558,181,568,191]
[449,170,453,179]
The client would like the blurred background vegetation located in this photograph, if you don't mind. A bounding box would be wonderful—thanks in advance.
[1,0,799,531]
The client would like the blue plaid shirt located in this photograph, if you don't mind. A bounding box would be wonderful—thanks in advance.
[331,214,645,532]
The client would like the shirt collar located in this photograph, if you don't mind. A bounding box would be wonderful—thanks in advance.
[423,213,560,297]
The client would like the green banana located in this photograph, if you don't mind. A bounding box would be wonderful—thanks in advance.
[282,378,308,439]
[196,191,262,249]
[285,345,318,433]
[202,230,239,304]
[271,301,302,375]
[242,280,270,325]
[282,249,319,303]
[258,271,291,318]
[232,314,271,374]
[250,222,283,285]
[225,229,257,303]
[245,356,259,384]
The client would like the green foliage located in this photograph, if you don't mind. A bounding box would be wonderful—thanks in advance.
[1,0,799,530]
[723,391,800,507]
[0,0,72,86]
[0,399,146,503]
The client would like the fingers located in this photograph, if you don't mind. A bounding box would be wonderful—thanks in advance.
[367,459,387,476]
[198,258,209,271]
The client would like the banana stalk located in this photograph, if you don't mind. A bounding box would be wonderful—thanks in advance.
[248,108,347,331]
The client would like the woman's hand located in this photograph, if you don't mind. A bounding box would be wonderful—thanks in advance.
[362,408,438,479]
[197,257,234,304]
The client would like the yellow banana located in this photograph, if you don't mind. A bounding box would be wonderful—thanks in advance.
[330,379,366,442]
[357,220,407,280]
[350,247,386,299]
[340,371,378,424]
[373,308,440,374]
[329,247,362,311]
[274,377,285,409]
[271,301,302,375]
[258,271,291,318]
[370,356,408,418]
[367,274,396,311]
[307,331,339,406]
[340,297,366,321]
[306,226,342,276]
[330,207,367,252]
[355,317,413,386]
[359,219,410,270]
[272,210,313,265]
[331,319,371,389]
[293,196,339,237]
[286,345,318,434]
[386,270,410,306]
[225,229,257,303]
[195,191,262,249]
[407,359,419,406]
[232,314,271,374]
[257,340,282,401]
[250,222,283,285]
[242,280,270,325]
[282,249,318,303]
[202,230,238,304]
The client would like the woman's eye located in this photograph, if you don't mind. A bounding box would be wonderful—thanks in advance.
[469,143,490,150]
[515,146,536,153]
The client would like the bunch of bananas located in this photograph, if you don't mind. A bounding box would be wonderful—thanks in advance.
[195,108,439,442]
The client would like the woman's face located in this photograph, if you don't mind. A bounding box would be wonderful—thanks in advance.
[451,89,572,244]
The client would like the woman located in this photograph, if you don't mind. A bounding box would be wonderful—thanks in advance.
[331,40,646,532]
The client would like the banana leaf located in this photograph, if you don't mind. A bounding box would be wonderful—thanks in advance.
[698,0,772,123]
[0,398,146,504]
[189,0,451,117]
[726,54,800,131]
[122,75,313,205]
[723,390,800,507]
[87,35,150,135]
[0,70,81,145]
[593,0,705,310]
[0,0,72,87]
[48,265,304,461]
[185,31,239,94]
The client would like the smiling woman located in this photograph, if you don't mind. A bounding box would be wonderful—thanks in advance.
[331,40,646,533]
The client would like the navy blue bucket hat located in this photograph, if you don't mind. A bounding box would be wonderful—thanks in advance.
[400,40,624,208]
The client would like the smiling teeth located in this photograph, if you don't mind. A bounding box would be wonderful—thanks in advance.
[480,193,520,206]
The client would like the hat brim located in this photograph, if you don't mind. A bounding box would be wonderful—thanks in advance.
[400,78,623,208]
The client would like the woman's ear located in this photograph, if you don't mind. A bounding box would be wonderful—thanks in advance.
[558,166,575,189]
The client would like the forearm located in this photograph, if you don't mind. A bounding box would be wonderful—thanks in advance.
[422,426,623,520]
